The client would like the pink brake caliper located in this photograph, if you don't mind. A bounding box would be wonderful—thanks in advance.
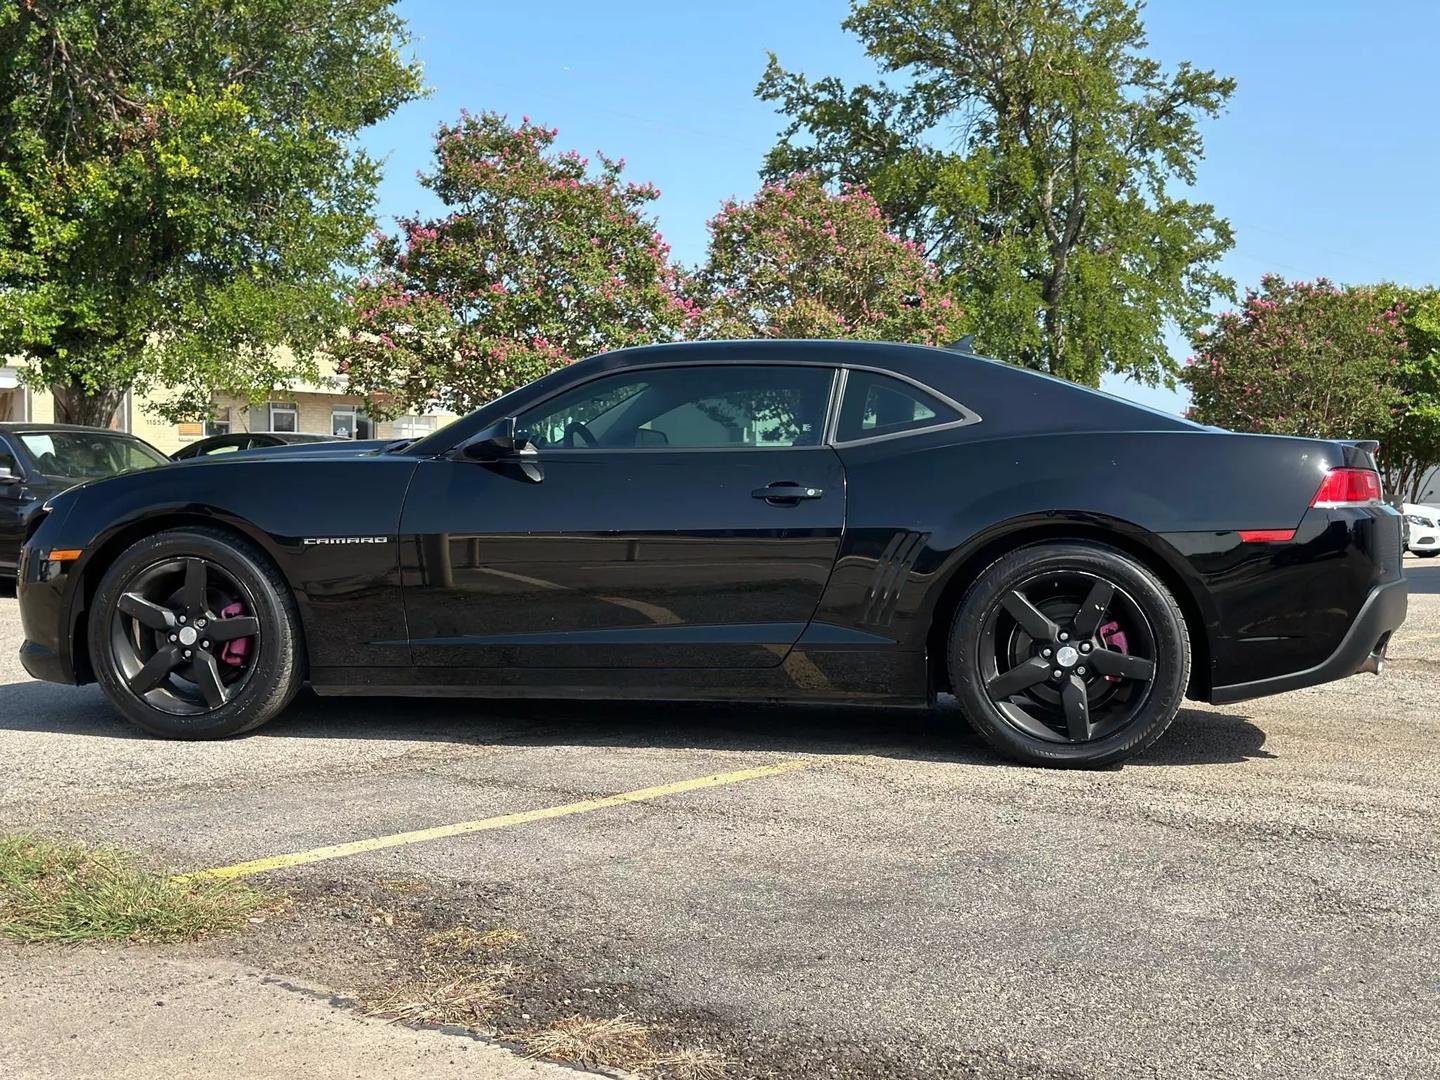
[1097,620,1129,683]
[218,601,253,667]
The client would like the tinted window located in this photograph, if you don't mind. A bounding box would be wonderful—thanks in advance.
[0,438,19,478]
[518,365,834,450]
[836,372,961,442]
[18,432,168,479]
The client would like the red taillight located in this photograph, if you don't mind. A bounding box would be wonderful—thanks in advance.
[1310,467,1382,508]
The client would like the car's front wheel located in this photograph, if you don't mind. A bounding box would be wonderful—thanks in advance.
[89,527,304,738]
[948,541,1190,768]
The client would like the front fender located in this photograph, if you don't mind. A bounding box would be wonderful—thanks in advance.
[28,457,421,675]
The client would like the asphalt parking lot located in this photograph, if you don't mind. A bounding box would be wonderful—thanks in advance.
[2,565,1438,1079]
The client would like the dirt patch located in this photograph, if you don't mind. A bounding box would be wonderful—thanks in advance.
[202,871,1074,1080]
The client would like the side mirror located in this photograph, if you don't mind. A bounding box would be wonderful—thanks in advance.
[455,418,541,482]
[458,417,523,462]
[0,465,19,485]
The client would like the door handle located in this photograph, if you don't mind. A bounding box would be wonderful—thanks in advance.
[751,482,824,503]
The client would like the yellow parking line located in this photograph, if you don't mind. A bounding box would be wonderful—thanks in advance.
[180,759,812,882]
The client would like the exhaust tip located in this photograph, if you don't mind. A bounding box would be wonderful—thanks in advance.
[1360,632,1391,676]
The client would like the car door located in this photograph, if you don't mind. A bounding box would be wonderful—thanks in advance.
[0,436,58,576]
[398,362,846,669]
[0,436,28,574]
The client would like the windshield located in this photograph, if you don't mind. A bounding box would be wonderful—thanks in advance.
[19,431,169,481]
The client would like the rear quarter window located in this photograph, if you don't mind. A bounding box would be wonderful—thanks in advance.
[836,371,962,442]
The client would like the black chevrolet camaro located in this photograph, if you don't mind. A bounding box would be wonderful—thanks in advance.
[16,340,1408,767]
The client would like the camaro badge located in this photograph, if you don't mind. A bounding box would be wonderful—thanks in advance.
[302,537,391,545]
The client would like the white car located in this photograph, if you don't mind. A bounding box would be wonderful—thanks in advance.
[1403,503,1440,557]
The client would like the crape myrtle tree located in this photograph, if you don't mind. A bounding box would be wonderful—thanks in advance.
[1181,275,1440,502]
[0,0,423,426]
[337,112,694,418]
[757,0,1236,388]
[696,172,962,344]
[1384,294,1440,502]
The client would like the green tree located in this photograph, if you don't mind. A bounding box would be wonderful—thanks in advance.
[1375,290,1440,502]
[337,112,693,418]
[1181,275,1440,501]
[0,1,423,427]
[758,0,1236,387]
[697,172,962,344]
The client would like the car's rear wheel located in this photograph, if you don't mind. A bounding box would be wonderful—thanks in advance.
[948,541,1189,768]
[89,528,303,739]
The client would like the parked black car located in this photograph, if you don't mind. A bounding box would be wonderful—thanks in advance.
[16,341,1407,766]
[1,423,170,580]
[171,432,339,460]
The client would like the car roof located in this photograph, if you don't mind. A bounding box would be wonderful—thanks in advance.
[190,431,333,441]
[409,338,1199,455]
[0,422,151,436]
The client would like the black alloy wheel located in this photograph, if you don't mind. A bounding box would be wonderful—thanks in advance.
[949,542,1189,767]
[108,556,261,716]
[89,528,304,738]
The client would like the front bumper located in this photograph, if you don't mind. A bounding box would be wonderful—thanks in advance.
[16,529,84,687]
[1211,577,1407,704]
[18,638,72,684]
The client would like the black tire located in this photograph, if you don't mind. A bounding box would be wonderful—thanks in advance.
[88,527,304,739]
[948,541,1189,768]
[1417,551,1439,558]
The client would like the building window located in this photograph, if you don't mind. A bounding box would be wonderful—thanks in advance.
[331,405,374,440]
[0,389,25,424]
[268,402,299,433]
[205,408,232,437]
[393,415,437,440]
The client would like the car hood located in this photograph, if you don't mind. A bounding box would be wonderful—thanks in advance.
[173,438,407,464]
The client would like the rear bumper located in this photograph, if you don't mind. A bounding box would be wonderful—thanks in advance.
[1210,577,1407,704]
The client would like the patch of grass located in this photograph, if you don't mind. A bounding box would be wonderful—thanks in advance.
[0,834,265,944]
[520,1014,731,1079]
[379,877,428,895]
[361,921,529,1029]
[424,924,524,955]
[363,962,516,1027]
[523,1015,656,1068]
[654,1047,731,1080]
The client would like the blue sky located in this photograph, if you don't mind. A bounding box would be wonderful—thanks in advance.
[359,0,1440,415]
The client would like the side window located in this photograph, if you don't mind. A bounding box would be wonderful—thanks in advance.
[118,441,163,471]
[0,437,19,478]
[517,365,835,450]
[836,371,962,443]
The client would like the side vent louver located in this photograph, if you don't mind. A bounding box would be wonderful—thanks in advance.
[863,531,928,625]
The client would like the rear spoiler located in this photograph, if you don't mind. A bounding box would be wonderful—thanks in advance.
[1341,439,1380,455]
[1338,439,1381,471]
